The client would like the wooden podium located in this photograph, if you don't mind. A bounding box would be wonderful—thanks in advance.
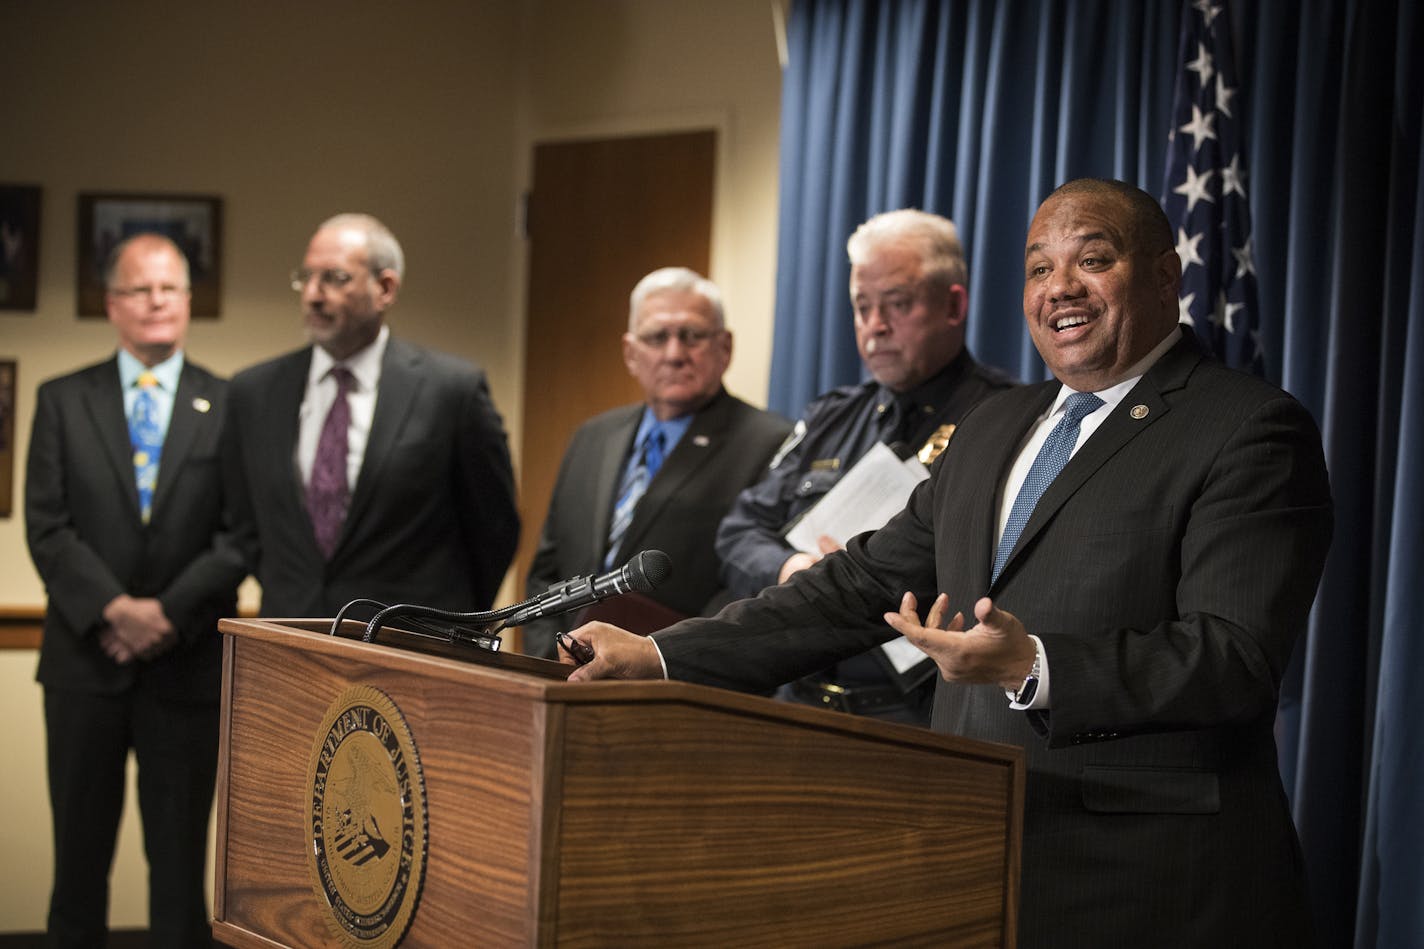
[213,618,1023,947]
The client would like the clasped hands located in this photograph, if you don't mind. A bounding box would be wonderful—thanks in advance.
[99,594,177,665]
[561,589,1037,691]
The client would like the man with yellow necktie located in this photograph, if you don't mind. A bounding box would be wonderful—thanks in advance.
[25,233,244,948]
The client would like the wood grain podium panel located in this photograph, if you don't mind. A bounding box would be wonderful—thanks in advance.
[544,696,1017,946]
[213,619,1021,947]
[216,620,559,947]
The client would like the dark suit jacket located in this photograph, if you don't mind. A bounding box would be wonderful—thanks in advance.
[26,356,244,700]
[224,336,519,616]
[653,332,1333,947]
[524,388,790,658]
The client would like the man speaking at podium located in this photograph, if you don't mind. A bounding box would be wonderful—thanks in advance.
[225,214,519,616]
[561,180,1333,947]
[522,267,790,658]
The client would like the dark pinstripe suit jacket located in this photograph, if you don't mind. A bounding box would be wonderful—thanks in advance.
[654,331,1333,947]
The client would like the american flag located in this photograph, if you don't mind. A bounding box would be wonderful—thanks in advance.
[1161,0,1263,374]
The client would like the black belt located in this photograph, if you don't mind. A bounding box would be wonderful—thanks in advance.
[789,678,909,715]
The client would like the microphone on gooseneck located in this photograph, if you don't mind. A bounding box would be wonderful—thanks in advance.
[347,550,672,649]
[505,549,673,628]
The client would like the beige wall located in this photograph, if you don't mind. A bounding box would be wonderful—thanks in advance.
[511,0,785,405]
[0,0,783,934]
[0,0,527,607]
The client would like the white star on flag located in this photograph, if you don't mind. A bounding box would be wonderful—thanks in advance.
[1179,292,1198,325]
[1187,42,1215,87]
[1161,0,1263,374]
[1176,227,1206,270]
[1194,0,1224,28]
[1213,291,1245,334]
[1174,165,1216,212]
[1179,104,1219,153]
[1221,154,1247,198]
[1233,238,1256,279]
[1216,73,1236,118]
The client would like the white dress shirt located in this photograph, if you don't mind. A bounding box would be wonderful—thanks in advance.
[296,325,390,490]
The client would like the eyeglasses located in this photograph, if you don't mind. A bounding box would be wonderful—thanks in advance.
[634,326,722,350]
[109,283,190,301]
[290,268,359,292]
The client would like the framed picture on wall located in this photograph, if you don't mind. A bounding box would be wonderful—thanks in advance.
[0,184,41,312]
[0,359,15,517]
[76,192,223,317]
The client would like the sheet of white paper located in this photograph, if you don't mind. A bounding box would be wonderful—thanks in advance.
[784,441,928,552]
[783,441,933,677]
[880,635,929,673]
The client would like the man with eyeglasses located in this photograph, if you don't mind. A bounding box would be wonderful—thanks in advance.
[714,210,1015,725]
[223,213,518,618]
[521,267,791,658]
[560,181,1333,947]
[25,233,246,947]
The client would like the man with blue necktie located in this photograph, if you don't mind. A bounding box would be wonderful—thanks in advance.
[522,267,791,658]
[26,233,245,947]
[562,180,1333,946]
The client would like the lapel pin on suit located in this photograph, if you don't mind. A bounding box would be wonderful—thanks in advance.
[692,434,710,447]
[1130,404,1149,419]
[192,397,212,413]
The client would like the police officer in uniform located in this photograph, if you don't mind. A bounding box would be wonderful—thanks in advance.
[715,210,1014,725]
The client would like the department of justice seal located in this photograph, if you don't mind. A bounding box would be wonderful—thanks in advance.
[306,685,428,948]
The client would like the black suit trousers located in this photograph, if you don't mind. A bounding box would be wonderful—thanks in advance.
[44,686,218,949]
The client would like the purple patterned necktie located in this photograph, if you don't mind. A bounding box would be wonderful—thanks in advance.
[307,367,355,559]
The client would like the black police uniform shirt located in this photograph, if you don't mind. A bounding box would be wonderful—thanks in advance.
[715,349,1016,688]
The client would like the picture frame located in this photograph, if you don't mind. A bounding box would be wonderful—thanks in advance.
[0,184,41,312]
[76,192,223,317]
[0,359,14,518]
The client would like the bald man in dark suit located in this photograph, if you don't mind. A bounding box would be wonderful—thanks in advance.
[224,214,518,617]
[562,180,1333,947]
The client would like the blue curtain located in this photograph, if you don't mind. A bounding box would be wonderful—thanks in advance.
[772,1,1424,946]
[771,0,1178,408]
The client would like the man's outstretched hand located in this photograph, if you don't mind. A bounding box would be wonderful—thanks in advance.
[883,592,1036,690]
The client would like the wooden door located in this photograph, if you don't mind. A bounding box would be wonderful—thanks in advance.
[516,130,716,610]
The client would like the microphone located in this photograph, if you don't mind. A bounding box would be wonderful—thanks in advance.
[347,550,672,647]
[506,549,672,628]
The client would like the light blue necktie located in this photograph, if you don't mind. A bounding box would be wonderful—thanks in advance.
[128,372,164,523]
[991,392,1104,582]
[604,425,666,569]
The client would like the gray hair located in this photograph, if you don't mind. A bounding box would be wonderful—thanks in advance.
[846,209,968,297]
[628,266,725,331]
[104,233,190,288]
[317,212,406,279]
